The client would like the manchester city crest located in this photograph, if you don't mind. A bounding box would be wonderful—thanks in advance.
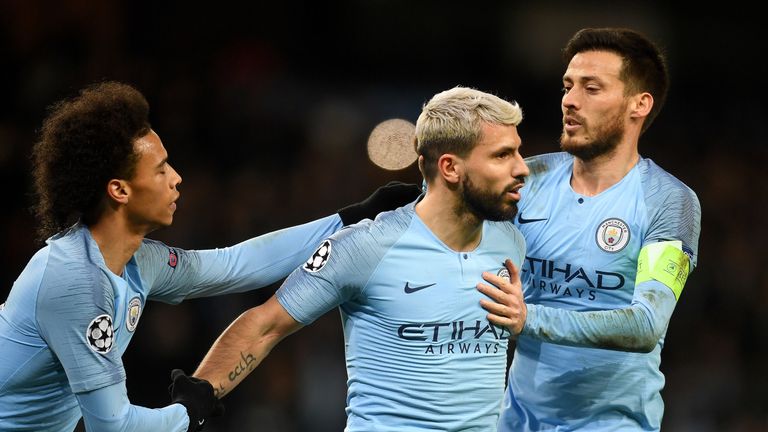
[595,218,630,253]
[497,267,511,282]
[126,296,142,332]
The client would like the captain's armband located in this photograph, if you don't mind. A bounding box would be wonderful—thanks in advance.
[635,241,691,300]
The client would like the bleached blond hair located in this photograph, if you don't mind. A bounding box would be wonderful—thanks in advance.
[415,86,522,180]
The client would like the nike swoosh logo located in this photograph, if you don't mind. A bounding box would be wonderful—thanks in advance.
[404,282,437,293]
[518,212,547,224]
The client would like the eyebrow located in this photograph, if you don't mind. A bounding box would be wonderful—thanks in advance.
[563,75,603,83]
[155,157,168,169]
[495,142,521,154]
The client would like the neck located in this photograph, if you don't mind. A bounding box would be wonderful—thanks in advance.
[88,214,147,276]
[571,142,639,196]
[414,185,483,252]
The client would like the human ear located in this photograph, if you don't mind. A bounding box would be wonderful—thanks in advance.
[438,154,462,185]
[106,179,129,205]
[630,92,653,119]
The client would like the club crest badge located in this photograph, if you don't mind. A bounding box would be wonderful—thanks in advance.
[497,267,511,282]
[596,218,630,253]
[126,296,142,332]
[86,314,114,354]
[303,240,331,273]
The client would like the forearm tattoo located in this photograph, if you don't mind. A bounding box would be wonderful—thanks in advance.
[227,351,257,383]
[213,382,226,398]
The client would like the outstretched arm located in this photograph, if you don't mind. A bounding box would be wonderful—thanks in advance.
[479,241,691,353]
[193,295,303,398]
[145,182,421,303]
[520,280,675,352]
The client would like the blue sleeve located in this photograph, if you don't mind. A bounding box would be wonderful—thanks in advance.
[76,381,189,431]
[642,169,702,269]
[37,265,125,393]
[522,279,675,353]
[277,221,384,325]
[140,214,343,304]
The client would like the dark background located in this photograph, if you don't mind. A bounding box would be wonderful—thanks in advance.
[1,1,766,431]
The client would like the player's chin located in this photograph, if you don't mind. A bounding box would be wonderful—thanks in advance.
[559,135,589,152]
[157,214,175,228]
[498,202,519,221]
[507,207,519,221]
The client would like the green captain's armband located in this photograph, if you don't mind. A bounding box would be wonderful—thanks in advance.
[635,241,690,300]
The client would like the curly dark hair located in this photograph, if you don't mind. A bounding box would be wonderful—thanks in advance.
[32,81,151,240]
[563,28,669,134]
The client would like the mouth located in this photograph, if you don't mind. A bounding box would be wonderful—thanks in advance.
[505,182,525,201]
[563,115,582,133]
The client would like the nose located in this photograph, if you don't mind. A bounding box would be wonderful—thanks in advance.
[170,164,182,189]
[513,153,530,180]
[562,87,579,111]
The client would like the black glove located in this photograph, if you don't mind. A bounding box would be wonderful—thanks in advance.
[169,369,225,432]
[338,181,422,225]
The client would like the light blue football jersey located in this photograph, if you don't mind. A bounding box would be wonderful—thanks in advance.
[277,201,526,432]
[0,215,341,431]
[499,153,701,431]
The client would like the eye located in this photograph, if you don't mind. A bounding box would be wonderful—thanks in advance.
[158,161,170,175]
[561,86,571,94]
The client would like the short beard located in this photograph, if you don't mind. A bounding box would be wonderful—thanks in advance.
[560,108,625,162]
[460,175,519,222]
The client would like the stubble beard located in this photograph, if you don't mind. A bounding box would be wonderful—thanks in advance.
[460,174,519,222]
[560,108,626,162]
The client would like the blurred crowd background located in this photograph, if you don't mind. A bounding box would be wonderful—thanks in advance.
[1,1,766,431]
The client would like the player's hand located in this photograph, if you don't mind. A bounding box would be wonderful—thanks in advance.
[477,259,527,336]
[337,181,422,225]
[169,369,225,431]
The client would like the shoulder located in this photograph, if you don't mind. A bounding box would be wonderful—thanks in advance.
[44,228,105,285]
[329,204,414,246]
[525,152,572,178]
[37,228,111,306]
[638,158,701,211]
[301,205,415,274]
[522,152,572,195]
[35,257,113,333]
[135,238,175,265]
[637,159,702,257]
